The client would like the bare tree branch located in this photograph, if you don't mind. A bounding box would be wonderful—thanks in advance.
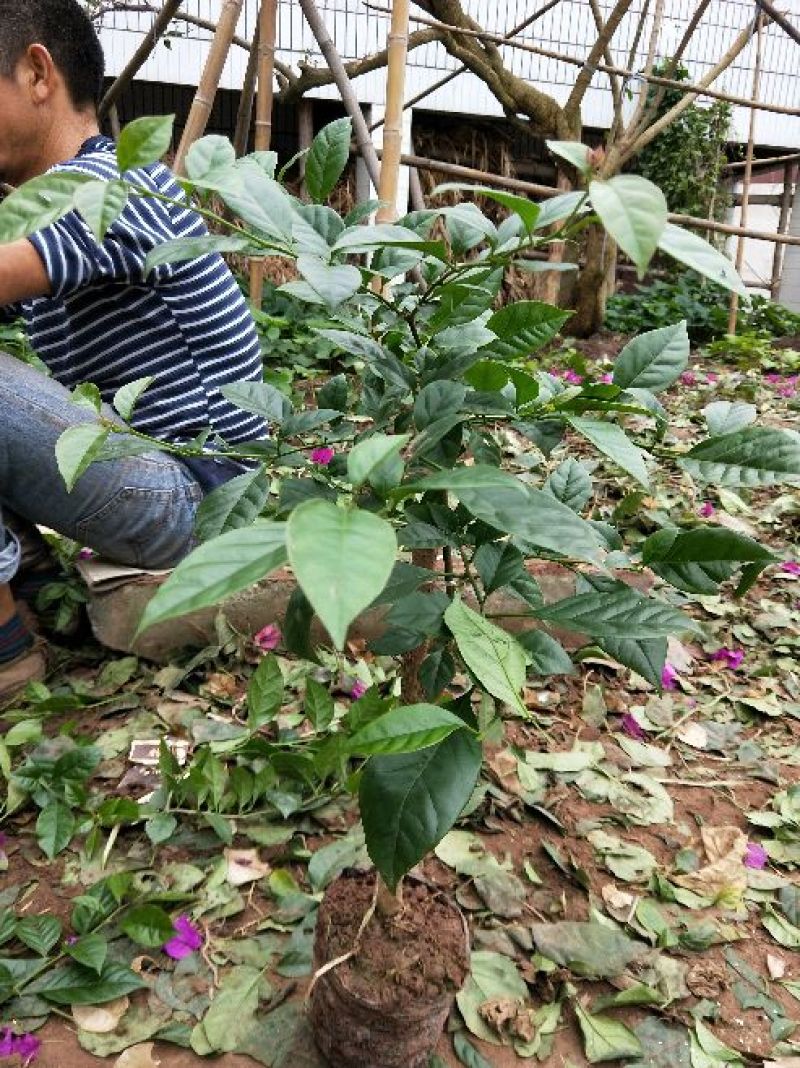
[587,0,622,117]
[564,0,634,125]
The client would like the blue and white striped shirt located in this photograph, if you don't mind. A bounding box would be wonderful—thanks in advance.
[15,135,267,448]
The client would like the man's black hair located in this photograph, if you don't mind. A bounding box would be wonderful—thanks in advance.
[0,0,105,110]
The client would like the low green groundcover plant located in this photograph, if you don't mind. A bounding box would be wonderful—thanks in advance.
[0,119,799,1036]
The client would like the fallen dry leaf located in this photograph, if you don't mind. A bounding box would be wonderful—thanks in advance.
[676,722,708,749]
[767,954,786,979]
[114,1043,161,1068]
[225,847,270,886]
[601,883,637,919]
[765,1060,800,1068]
[72,996,130,1034]
[686,960,727,998]
[673,826,747,896]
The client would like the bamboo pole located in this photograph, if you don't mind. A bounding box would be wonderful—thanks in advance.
[772,161,795,298]
[728,15,764,334]
[376,0,411,223]
[726,150,800,173]
[248,0,279,308]
[174,0,245,176]
[298,0,382,191]
[755,0,800,47]
[298,99,315,197]
[368,0,565,133]
[364,2,799,118]
[233,13,261,156]
[99,0,185,121]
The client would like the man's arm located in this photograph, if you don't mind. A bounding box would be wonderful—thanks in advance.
[0,240,52,307]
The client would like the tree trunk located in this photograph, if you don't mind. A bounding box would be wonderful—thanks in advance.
[565,224,617,337]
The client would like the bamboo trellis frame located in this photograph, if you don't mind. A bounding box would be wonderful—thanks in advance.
[365,2,800,119]
[249,0,280,308]
[376,0,411,223]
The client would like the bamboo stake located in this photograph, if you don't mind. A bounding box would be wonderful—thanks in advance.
[729,15,764,334]
[233,13,261,156]
[364,3,798,118]
[298,0,382,191]
[99,0,185,121]
[772,161,795,298]
[249,0,279,308]
[174,0,245,176]
[726,150,800,173]
[376,0,411,223]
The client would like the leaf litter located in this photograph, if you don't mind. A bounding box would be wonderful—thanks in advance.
[0,354,799,1068]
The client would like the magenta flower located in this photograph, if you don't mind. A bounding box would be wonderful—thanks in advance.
[711,647,744,670]
[78,547,94,560]
[350,680,368,701]
[680,371,696,386]
[599,372,613,384]
[0,1030,41,1066]
[705,372,718,384]
[765,373,782,384]
[782,562,800,576]
[620,713,645,740]
[163,915,203,960]
[698,501,715,518]
[779,383,797,398]
[744,842,768,870]
[254,624,281,652]
[310,447,335,466]
[661,663,678,690]
[562,370,583,385]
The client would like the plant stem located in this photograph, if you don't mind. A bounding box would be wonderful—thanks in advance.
[375,874,404,917]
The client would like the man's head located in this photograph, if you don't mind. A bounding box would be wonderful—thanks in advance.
[0,0,105,184]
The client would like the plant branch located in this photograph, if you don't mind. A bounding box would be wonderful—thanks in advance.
[564,0,634,126]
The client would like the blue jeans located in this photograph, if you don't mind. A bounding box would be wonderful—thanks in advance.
[0,352,203,584]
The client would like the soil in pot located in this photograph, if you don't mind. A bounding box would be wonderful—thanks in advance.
[309,871,470,1068]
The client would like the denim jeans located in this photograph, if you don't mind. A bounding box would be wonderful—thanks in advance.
[0,352,203,584]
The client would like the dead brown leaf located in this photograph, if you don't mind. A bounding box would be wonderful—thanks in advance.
[673,825,747,896]
[72,997,130,1034]
[114,1043,161,1068]
[224,848,270,886]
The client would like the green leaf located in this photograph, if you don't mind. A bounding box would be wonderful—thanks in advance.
[248,654,284,728]
[185,134,236,184]
[589,174,667,277]
[347,434,409,489]
[219,165,294,242]
[628,1018,691,1068]
[535,583,699,639]
[71,382,102,413]
[112,377,154,422]
[55,424,110,492]
[308,826,367,892]
[350,704,467,755]
[543,457,593,512]
[534,190,587,230]
[305,678,335,731]
[486,301,570,360]
[598,636,667,689]
[144,235,251,271]
[612,322,690,393]
[406,466,607,564]
[65,933,108,976]
[116,115,174,172]
[547,140,593,175]
[296,255,362,308]
[692,1021,744,1065]
[658,223,746,296]
[702,401,756,437]
[16,916,62,957]
[194,468,271,542]
[221,381,291,423]
[414,381,467,429]
[456,951,528,1044]
[145,813,178,845]
[120,905,176,948]
[432,182,541,231]
[305,117,352,203]
[360,729,482,890]
[445,598,527,716]
[642,526,775,594]
[575,1002,643,1063]
[762,906,800,948]
[428,284,496,334]
[36,802,75,859]
[517,630,575,676]
[191,964,263,1054]
[568,416,650,488]
[679,428,800,487]
[36,961,144,1005]
[287,501,397,650]
[453,1031,494,1068]
[74,179,128,241]
[136,523,287,633]
[0,171,93,242]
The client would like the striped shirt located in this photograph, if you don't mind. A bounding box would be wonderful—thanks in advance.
[14,135,267,449]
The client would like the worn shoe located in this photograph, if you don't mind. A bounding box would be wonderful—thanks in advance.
[0,646,46,703]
